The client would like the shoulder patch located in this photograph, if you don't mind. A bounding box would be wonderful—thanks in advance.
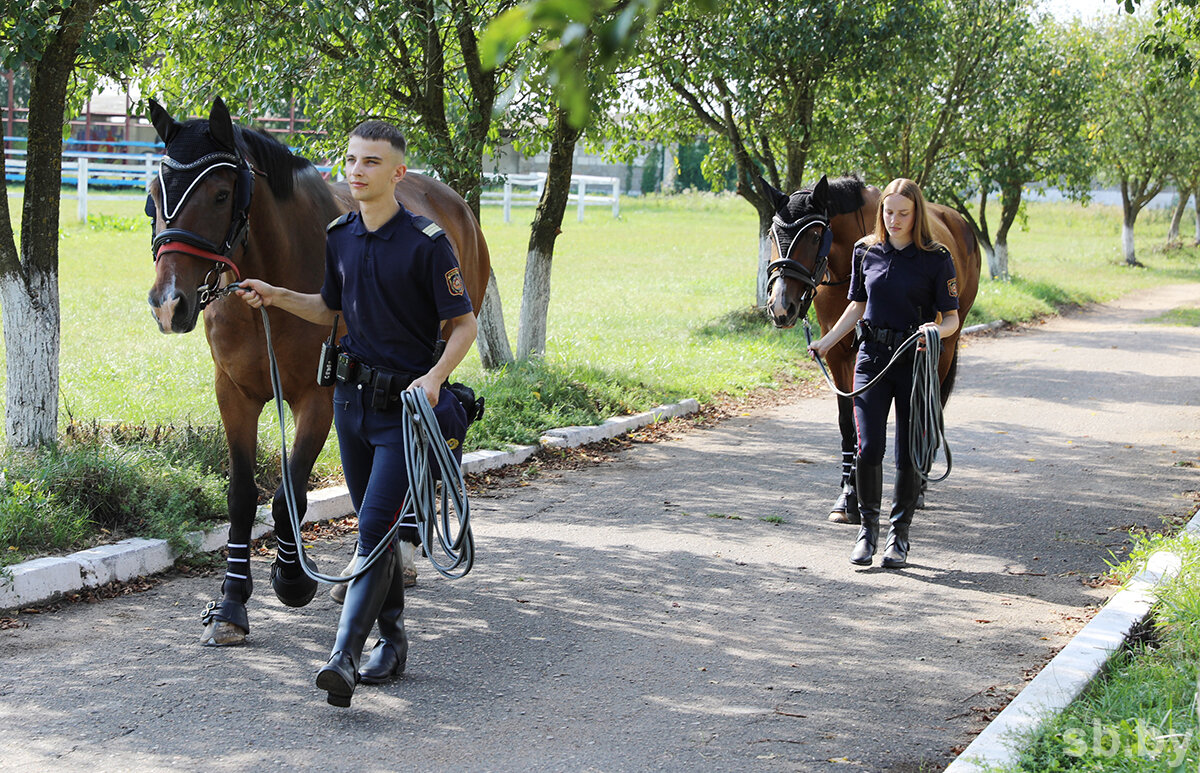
[445,266,465,297]
[326,213,352,232]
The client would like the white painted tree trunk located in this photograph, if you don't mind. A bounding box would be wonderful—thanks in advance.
[475,268,514,369]
[1122,219,1137,265]
[1,266,60,447]
[1193,190,1200,245]
[991,241,1009,282]
[516,245,552,360]
[757,228,771,309]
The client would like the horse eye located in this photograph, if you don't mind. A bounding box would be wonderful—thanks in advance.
[215,191,230,204]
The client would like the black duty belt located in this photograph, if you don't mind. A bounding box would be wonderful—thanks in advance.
[335,353,417,412]
[857,321,917,349]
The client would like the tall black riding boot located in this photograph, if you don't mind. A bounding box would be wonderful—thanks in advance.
[882,467,920,569]
[358,547,409,685]
[315,549,395,707]
[849,463,883,565]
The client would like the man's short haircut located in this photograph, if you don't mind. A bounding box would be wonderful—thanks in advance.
[349,120,407,156]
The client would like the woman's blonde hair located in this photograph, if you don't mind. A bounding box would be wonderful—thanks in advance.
[865,178,949,252]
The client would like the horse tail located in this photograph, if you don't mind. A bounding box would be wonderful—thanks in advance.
[939,340,960,407]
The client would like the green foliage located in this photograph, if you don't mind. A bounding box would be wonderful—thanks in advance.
[467,358,668,448]
[1001,531,1200,771]
[0,435,227,567]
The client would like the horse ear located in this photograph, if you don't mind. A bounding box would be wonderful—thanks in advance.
[208,97,237,152]
[812,175,830,213]
[148,99,180,145]
[755,175,790,214]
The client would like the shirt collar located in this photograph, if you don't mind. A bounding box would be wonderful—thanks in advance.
[881,238,918,257]
[348,203,410,240]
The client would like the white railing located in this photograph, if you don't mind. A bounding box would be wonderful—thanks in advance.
[4,140,621,223]
[4,139,161,221]
[482,172,620,222]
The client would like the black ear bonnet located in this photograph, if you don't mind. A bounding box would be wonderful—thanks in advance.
[772,188,832,264]
[146,123,254,226]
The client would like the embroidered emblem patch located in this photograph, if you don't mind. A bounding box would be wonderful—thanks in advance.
[947,278,959,299]
[445,267,464,297]
[446,437,459,450]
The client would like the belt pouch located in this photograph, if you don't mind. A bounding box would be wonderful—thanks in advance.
[370,372,395,412]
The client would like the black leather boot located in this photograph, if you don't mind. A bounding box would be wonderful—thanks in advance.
[315,548,395,707]
[882,467,920,569]
[849,463,882,565]
[358,549,409,685]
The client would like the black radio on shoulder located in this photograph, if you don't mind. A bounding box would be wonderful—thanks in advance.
[317,315,340,387]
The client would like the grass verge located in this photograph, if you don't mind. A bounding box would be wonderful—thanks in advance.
[995,521,1200,771]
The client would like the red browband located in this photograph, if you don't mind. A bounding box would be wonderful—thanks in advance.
[154,240,243,280]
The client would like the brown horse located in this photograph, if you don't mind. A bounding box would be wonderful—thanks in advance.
[145,98,489,646]
[757,175,980,521]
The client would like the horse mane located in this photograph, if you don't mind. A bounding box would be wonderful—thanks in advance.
[823,175,867,217]
[233,126,315,201]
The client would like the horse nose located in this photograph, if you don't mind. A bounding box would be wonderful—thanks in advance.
[767,294,794,329]
[148,289,191,334]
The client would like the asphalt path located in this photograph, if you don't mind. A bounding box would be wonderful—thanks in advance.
[2,284,1198,773]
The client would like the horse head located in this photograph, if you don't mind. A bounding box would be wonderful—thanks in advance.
[146,97,254,334]
[758,175,833,329]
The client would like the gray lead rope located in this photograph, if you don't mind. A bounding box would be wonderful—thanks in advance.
[247,295,473,585]
[802,319,951,482]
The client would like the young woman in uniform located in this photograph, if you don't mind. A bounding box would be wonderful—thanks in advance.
[807,178,959,568]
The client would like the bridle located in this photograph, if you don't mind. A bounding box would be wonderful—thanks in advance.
[766,205,834,324]
[146,148,256,311]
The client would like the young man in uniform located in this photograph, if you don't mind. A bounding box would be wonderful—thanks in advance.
[236,120,477,706]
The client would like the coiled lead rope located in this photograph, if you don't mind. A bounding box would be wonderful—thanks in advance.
[802,319,951,482]
[255,302,473,585]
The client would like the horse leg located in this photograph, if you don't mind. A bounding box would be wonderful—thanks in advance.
[201,380,265,647]
[828,394,861,525]
[269,388,333,607]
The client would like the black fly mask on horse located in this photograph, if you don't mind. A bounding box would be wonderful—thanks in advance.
[759,175,835,327]
[145,98,255,310]
[768,176,835,324]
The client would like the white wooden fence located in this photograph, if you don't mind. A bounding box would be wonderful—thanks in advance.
[4,139,621,222]
[482,172,620,222]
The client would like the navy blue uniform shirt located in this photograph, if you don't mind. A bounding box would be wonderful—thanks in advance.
[849,239,959,331]
[321,206,473,375]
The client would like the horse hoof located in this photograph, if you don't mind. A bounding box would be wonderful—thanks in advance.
[827,510,861,525]
[271,561,318,608]
[200,620,247,647]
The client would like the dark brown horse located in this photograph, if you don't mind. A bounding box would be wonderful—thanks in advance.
[145,98,490,646]
[757,175,980,521]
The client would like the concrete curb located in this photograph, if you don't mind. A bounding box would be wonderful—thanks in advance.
[944,510,1200,772]
[0,398,701,611]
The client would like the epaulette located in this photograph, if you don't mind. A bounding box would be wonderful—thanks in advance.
[411,214,445,240]
[326,212,352,232]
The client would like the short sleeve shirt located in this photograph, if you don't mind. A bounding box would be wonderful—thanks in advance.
[848,239,959,332]
[320,206,473,375]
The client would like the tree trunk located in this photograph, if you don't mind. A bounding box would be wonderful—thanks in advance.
[1167,189,1188,246]
[0,0,98,448]
[1122,210,1139,267]
[516,107,581,360]
[475,269,514,369]
[757,213,773,309]
[1194,186,1200,246]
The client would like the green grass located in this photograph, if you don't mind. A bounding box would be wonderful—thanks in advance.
[1145,307,1200,327]
[997,531,1200,772]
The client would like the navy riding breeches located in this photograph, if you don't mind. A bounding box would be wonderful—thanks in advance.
[333,381,468,555]
[853,341,915,470]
